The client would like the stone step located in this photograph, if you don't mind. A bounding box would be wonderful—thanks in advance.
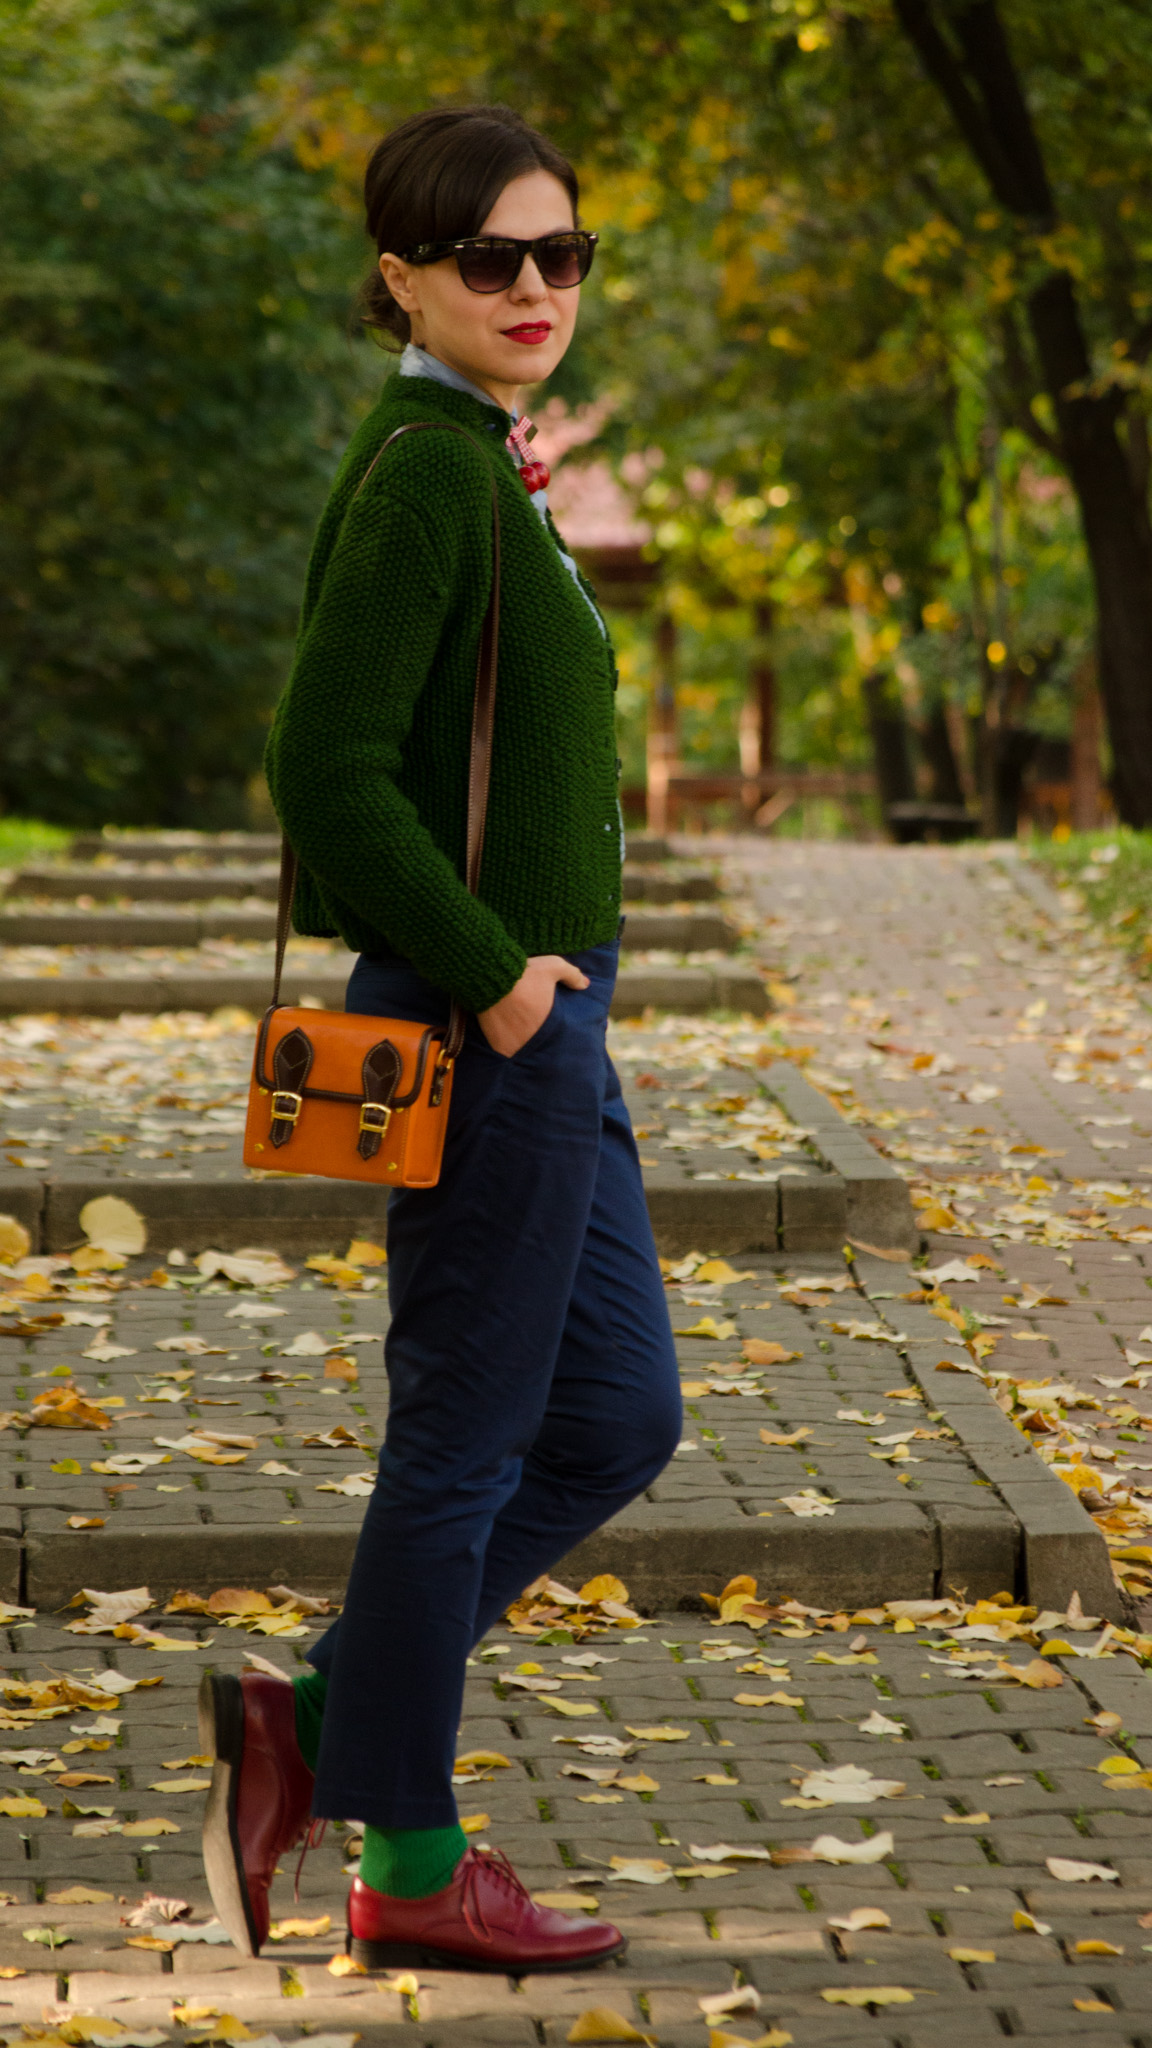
[0,1061,914,1259]
[0,960,767,1017]
[0,905,739,952]
[68,830,283,861]
[68,829,674,863]
[10,860,720,905]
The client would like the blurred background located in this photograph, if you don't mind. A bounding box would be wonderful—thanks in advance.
[2,0,1147,866]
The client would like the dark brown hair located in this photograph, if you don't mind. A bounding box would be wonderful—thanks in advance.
[360,105,580,349]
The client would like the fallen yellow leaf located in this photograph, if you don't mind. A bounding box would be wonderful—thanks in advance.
[710,2035,791,2048]
[743,1340,802,1365]
[532,1891,600,1912]
[268,1915,331,1940]
[821,1987,915,2008]
[1075,1938,1124,1956]
[79,1194,146,1257]
[944,1812,990,1825]
[916,1203,956,1230]
[327,1952,366,1977]
[949,1947,995,1963]
[0,1216,30,1262]
[578,1575,630,1605]
[345,1239,386,1266]
[626,1725,690,1741]
[1073,1999,1114,2013]
[459,1813,490,1835]
[567,2008,655,2044]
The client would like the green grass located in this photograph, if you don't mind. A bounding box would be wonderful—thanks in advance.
[1030,827,1152,967]
[0,818,71,867]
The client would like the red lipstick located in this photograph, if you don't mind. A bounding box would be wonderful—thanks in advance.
[502,322,552,345]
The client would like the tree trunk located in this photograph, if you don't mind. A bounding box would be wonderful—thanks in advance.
[1071,654,1105,830]
[892,0,1152,823]
[921,701,966,807]
[864,670,916,835]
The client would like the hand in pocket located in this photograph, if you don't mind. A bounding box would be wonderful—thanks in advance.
[477,955,589,1057]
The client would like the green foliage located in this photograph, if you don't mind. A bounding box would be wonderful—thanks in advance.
[0,817,69,866]
[0,0,375,826]
[1031,830,1152,967]
[264,0,1145,799]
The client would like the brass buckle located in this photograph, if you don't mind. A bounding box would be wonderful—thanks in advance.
[359,1101,392,1136]
[271,1090,302,1123]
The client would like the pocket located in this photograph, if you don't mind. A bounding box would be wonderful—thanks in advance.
[508,991,567,1062]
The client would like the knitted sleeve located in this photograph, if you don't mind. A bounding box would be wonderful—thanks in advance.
[268,485,527,1013]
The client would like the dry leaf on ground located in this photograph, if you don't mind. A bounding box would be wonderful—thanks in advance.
[268,1915,331,1940]
[821,1987,915,2008]
[1047,1856,1119,1882]
[827,1907,891,1932]
[79,1195,146,1257]
[567,2011,655,2045]
[808,1831,894,1865]
[699,1986,761,2017]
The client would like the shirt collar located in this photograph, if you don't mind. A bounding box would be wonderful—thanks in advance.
[399,343,519,422]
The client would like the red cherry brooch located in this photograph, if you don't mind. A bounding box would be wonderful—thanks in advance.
[506,418,550,496]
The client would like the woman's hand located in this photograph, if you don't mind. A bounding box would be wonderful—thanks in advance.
[478,955,589,1057]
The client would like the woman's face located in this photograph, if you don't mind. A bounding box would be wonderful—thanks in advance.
[378,168,580,406]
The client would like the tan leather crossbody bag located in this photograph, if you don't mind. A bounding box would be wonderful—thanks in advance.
[242,421,500,1187]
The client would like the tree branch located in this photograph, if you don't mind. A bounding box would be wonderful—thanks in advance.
[891,0,1049,220]
[949,3,1054,221]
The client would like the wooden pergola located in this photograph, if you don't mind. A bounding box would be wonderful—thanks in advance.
[544,431,875,831]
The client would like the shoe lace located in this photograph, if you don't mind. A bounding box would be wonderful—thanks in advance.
[293,1816,327,1903]
[460,1845,530,1942]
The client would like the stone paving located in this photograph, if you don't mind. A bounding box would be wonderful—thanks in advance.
[3,839,1152,2038]
[0,1244,1019,1609]
[1,1601,1152,2044]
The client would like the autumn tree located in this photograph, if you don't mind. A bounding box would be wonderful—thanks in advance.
[0,0,370,825]
[268,0,1152,822]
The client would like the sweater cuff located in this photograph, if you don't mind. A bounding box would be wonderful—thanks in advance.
[454,937,528,1015]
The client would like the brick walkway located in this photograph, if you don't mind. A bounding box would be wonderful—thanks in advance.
[2,839,1152,2041]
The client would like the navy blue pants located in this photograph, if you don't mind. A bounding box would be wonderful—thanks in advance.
[307,938,681,1830]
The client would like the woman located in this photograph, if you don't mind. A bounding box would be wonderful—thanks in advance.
[200,103,681,1975]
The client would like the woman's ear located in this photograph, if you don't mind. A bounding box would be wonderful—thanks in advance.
[379,251,420,315]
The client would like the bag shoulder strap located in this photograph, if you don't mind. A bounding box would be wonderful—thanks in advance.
[271,419,502,1067]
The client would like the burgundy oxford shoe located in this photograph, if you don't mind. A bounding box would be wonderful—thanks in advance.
[346,1845,625,1972]
[199,1670,314,1955]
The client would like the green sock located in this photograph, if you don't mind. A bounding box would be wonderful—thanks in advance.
[291,1673,465,1898]
[291,1668,328,1772]
[359,1822,468,1899]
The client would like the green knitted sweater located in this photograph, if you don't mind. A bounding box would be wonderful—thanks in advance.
[264,375,622,1013]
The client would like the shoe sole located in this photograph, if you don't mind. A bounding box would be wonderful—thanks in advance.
[347,1933,626,1974]
[199,1669,260,1958]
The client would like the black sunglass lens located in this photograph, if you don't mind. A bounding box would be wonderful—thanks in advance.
[537,235,591,287]
[456,241,519,292]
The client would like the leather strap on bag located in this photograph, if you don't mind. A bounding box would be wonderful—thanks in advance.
[270,420,502,1070]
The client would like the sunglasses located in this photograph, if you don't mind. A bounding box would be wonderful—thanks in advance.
[402,230,598,295]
